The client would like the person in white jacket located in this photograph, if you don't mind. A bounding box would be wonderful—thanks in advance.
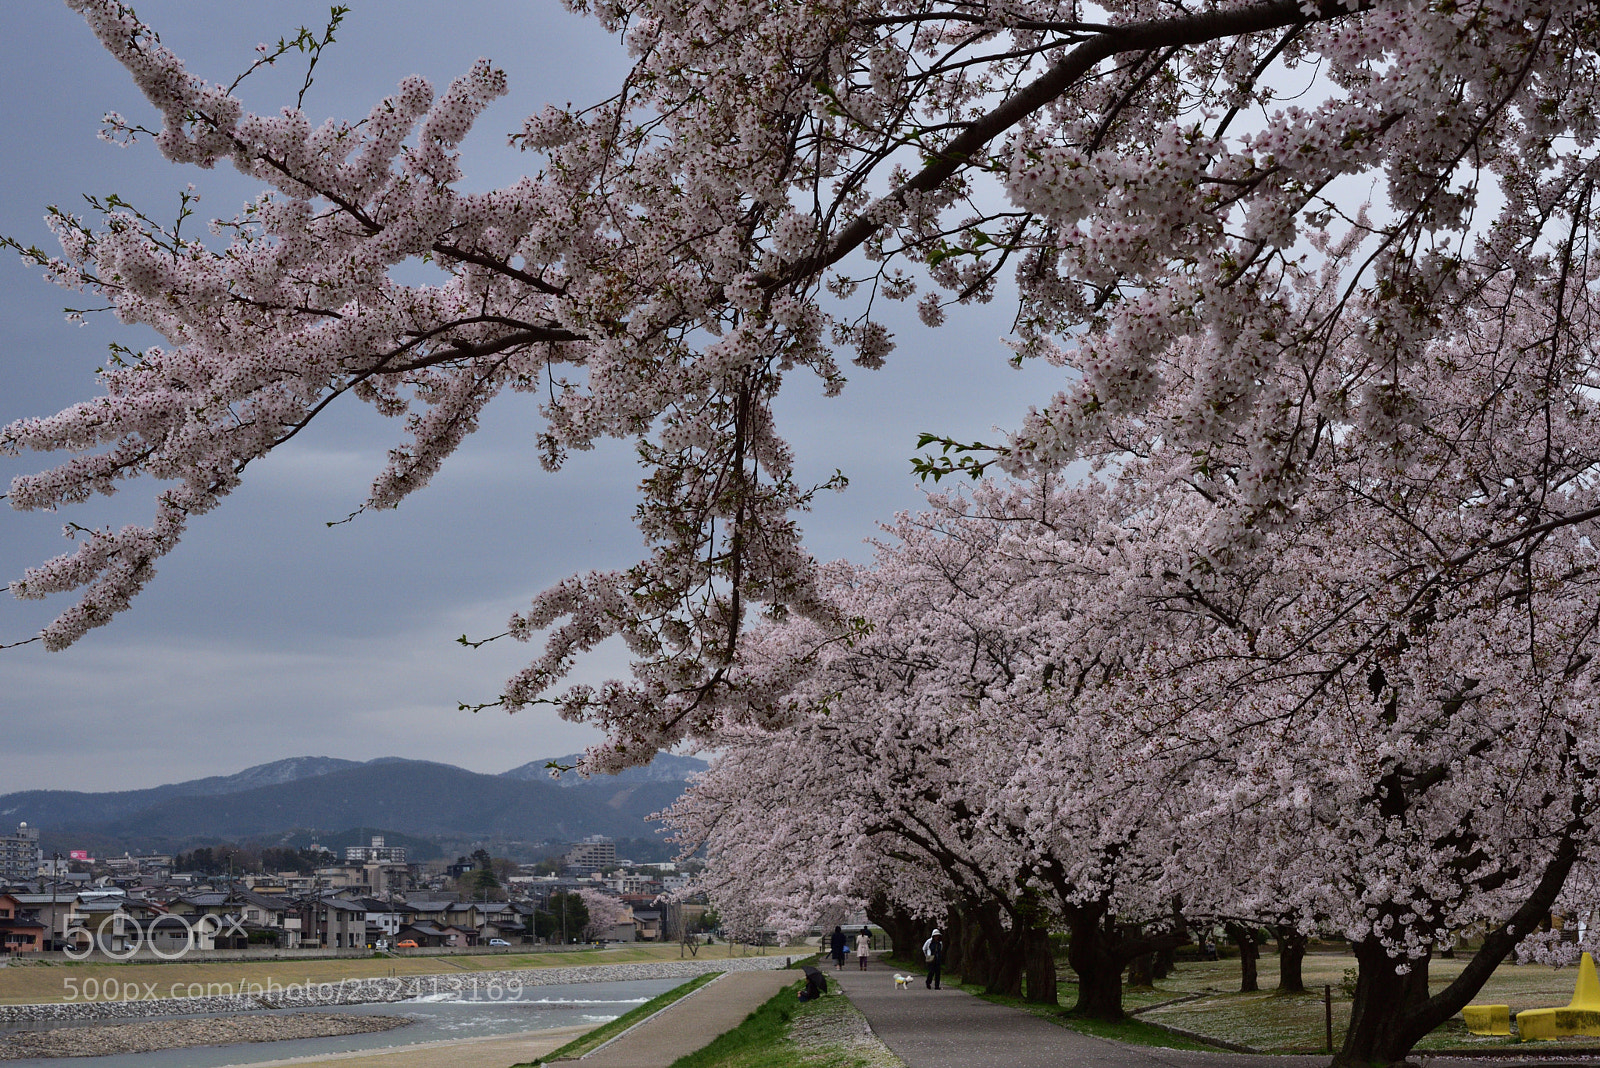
[920,928,946,989]
[856,927,871,970]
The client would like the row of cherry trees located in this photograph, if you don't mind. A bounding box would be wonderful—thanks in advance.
[9,4,1600,1064]
[667,266,1600,1065]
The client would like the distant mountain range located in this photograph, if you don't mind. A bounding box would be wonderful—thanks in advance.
[0,754,708,860]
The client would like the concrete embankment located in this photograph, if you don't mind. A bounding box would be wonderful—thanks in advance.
[0,955,792,1025]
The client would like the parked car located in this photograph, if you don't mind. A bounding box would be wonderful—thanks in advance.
[396,939,419,948]
[487,938,511,947]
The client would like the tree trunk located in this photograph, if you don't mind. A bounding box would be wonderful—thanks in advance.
[986,922,1025,997]
[1404,953,1429,1013]
[1338,940,1435,1067]
[1226,923,1260,993]
[1023,925,1059,1005]
[866,896,922,966]
[1127,952,1155,989]
[945,909,968,978]
[1333,837,1581,1067]
[1155,898,1185,980]
[1274,925,1307,994]
[965,902,1006,990]
[1066,910,1125,1019]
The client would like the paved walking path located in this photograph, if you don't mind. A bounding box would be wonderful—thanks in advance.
[832,966,1333,1068]
[577,968,797,1068]
[832,966,1557,1068]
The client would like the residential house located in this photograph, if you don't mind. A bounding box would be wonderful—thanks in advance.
[395,922,474,948]
[70,897,165,955]
[0,893,47,953]
[298,896,368,948]
[9,892,84,950]
[169,890,291,948]
[630,908,662,942]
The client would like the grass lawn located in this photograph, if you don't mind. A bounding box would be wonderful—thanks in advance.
[665,980,903,1068]
[1131,950,1600,1053]
[0,942,789,1005]
[881,946,1600,1054]
[515,970,721,1064]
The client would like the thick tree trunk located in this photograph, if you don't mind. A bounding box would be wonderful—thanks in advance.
[1066,911,1126,1019]
[1338,940,1436,1067]
[944,909,968,978]
[967,902,1007,990]
[986,923,1025,997]
[866,896,923,966]
[1127,952,1155,989]
[1404,954,1430,1013]
[1274,926,1307,994]
[1155,899,1185,980]
[1023,925,1059,1005]
[1335,821,1581,1065]
[1227,923,1260,993]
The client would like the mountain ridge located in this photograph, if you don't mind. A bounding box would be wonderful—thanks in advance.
[0,754,707,858]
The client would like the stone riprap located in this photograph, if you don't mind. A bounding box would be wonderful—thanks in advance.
[0,955,791,1025]
[0,1011,409,1060]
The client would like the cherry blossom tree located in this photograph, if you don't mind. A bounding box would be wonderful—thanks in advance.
[674,269,1600,1053]
[7,0,1598,779]
[666,481,1217,1013]
[13,5,1600,1060]
[576,886,630,940]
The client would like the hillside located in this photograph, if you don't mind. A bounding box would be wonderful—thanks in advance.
[0,754,706,857]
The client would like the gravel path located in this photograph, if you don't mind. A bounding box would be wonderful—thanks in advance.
[0,1011,409,1060]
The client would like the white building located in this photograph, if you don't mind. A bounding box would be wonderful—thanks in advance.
[345,836,407,863]
[0,822,42,882]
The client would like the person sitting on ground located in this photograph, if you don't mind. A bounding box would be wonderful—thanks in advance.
[798,964,828,1001]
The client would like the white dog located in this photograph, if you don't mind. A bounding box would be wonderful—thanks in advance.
[893,974,913,990]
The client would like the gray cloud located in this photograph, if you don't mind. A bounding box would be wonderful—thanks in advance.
[1,1,1067,791]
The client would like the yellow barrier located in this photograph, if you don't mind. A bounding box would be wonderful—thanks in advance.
[1515,952,1600,1041]
[1462,1004,1510,1036]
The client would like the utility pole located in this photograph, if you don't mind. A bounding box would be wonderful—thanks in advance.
[51,853,61,952]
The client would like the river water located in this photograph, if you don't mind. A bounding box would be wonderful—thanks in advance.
[0,976,684,1068]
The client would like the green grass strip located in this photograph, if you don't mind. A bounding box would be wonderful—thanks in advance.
[520,970,722,1064]
[666,978,805,1068]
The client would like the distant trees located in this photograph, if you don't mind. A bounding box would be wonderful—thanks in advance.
[455,849,509,901]
[176,843,336,875]
[533,891,590,943]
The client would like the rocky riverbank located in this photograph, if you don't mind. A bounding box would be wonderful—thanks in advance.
[0,1011,409,1060]
[0,955,792,1025]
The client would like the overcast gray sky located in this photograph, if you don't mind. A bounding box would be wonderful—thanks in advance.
[0,0,1059,792]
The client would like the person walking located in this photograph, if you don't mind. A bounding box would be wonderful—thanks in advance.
[856,926,871,970]
[829,925,848,970]
[921,928,946,989]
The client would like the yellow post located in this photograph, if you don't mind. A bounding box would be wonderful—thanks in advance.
[1571,952,1600,1010]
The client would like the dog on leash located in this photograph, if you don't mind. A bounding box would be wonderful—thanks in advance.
[893,974,913,990]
